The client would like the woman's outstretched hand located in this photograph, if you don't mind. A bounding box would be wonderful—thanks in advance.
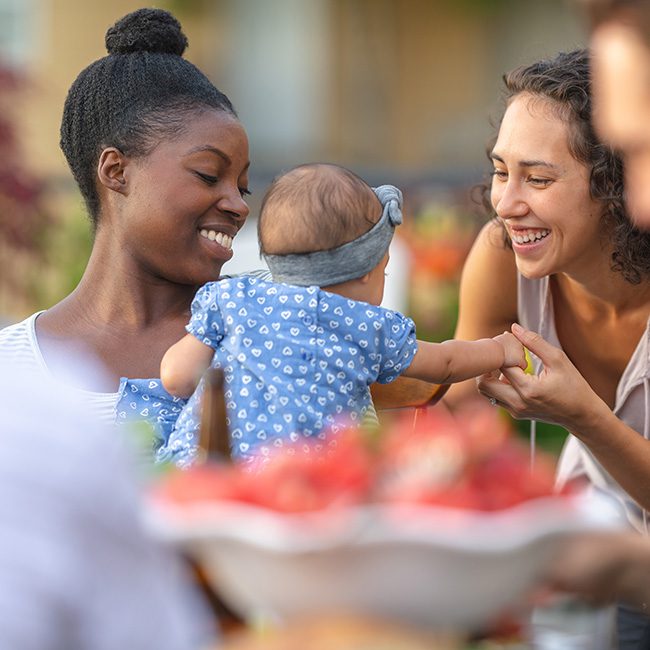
[476,323,610,431]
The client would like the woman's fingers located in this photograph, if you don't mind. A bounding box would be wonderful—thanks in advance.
[511,322,560,366]
[499,364,530,391]
[497,324,607,430]
[476,372,525,413]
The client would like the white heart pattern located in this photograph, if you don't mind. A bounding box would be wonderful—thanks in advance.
[153,277,416,463]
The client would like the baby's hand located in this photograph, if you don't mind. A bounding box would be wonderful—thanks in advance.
[493,331,527,370]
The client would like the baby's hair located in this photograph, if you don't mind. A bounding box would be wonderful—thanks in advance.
[258,163,382,256]
[60,8,236,226]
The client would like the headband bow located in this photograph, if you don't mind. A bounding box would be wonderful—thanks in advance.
[264,183,403,287]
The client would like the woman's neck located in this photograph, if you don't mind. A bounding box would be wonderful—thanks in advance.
[95,274,194,327]
[35,245,208,387]
[554,268,650,318]
[69,245,200,326]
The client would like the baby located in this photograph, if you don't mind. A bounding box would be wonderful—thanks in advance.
[159,164,525,466]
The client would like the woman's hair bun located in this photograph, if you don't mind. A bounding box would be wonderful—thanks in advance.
[105,8,188,56]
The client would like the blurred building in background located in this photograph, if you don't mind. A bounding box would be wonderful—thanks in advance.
[0,0,586,322]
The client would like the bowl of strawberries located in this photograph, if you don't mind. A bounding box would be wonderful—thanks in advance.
[146,403,611,632]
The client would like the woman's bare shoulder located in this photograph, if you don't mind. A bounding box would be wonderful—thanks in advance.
[456,220,518,337]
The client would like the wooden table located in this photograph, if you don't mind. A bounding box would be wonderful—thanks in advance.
[220,614,462,649]
[370,376,450,410]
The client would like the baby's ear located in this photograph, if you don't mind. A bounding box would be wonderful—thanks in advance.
[97,147,128,194]
[358,272,371,285]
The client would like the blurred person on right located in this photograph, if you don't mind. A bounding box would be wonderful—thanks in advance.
[586,0,650,226]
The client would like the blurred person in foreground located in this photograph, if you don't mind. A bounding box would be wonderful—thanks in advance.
[0,355,215,649]
[547,531,650,609]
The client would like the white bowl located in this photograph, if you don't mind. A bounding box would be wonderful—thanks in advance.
[145,496,612,632]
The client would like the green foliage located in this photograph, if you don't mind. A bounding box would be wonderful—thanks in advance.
[513,418,568,458]
[165,0,210,16]
[0,64,59,318]
[0,66,53,254]
[42,206,93,302]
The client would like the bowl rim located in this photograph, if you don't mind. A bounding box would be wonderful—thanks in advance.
[144,494,613,554]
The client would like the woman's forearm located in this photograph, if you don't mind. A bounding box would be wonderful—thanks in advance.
[569,407,650,511]
[490,324,650,510]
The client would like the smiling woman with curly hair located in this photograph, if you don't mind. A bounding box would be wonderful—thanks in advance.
[447,47,650,649]
[477,49,650,283]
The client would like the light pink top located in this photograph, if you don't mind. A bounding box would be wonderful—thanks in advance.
[518,273,650,533]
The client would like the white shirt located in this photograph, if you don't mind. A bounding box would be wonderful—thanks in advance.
[0,312,120,422]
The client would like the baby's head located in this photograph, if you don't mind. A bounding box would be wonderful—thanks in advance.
[259,163,402,305]
[259,163,381,255]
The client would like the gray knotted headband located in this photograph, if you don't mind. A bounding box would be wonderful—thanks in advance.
[263,184,403,286]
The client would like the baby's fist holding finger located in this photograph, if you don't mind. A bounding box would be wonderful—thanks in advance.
[493,331,527,370]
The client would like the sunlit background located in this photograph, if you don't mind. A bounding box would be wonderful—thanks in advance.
[0,0,587,449]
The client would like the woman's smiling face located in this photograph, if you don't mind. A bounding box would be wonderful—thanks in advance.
[118,108,250,286]
[490,93,605,280]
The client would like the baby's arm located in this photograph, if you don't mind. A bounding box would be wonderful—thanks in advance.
[402,332,526,384]
[160,334,214,398]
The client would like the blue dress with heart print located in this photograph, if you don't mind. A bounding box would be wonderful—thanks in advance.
[115,378,187,456]
[157,276,418,467]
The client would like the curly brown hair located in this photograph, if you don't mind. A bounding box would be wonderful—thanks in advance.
[481,48,650,284]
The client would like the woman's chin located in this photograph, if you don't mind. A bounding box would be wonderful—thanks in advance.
[180,261,226,286]
[515,263,549,281]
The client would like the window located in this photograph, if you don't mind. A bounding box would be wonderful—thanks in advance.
[0,0,40,68]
